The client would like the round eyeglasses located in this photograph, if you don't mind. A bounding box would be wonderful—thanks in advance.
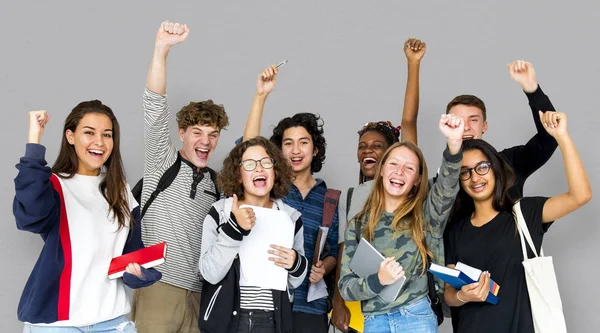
[459,161,492,181]
[240,157,274,171]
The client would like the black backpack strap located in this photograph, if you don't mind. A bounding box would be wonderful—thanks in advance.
[140,153,182,218]
[346,187,354,218]
[354,215,361,244]
[132,178,144,206]
[206,167,220,201]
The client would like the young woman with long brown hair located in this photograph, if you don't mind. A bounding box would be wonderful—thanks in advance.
[13,102,161,332]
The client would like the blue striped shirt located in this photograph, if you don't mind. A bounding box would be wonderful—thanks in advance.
[284,179,340,315]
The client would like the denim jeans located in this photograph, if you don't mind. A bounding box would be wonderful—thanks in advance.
[23,315,136,333]
[363,297,437,333]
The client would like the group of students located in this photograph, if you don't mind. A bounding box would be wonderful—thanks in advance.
[12,20,592,333]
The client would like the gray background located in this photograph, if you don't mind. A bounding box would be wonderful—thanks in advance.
[1,1,598,332]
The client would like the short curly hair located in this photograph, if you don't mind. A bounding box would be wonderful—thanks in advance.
[270,113,326,174]
[358,121,400,147]
[176,100,229,131]
[217,136,293,200]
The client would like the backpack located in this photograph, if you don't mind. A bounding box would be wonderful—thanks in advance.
[316,188,341,312]
[132,152,220,218]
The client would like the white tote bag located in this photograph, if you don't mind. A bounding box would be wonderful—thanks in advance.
[513,202,567,333]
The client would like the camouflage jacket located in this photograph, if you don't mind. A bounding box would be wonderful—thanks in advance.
[338,148,461,315]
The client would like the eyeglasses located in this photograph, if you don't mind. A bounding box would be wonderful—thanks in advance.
[459,161,492,181]
[240,157,274,171]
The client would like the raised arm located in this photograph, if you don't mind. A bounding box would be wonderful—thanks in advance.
[400,38,426,145]
[505,60,558,179]
[242,65,278,141]
[146,21,189,94]
[537,112,592,223]
[424,114,464,238]
[143,21,189,176]
[13,111,59,235]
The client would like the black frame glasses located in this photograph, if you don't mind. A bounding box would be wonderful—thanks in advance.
[240,157,274,171]
[460,161,492,181]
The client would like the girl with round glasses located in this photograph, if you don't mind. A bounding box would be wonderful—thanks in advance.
[199,136,308,333]
[443,112,592,333]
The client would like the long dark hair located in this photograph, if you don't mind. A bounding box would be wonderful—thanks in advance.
[453,139,516,218]
[52,100,132,230]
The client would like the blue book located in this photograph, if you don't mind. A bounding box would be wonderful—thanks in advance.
[429,262,499,305]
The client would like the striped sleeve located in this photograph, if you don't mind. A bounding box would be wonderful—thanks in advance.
[143,88,178,179]
[287,217,308,289]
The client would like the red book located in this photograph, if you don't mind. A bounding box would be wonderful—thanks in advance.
[108,242,167,279]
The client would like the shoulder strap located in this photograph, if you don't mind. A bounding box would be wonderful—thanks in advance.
[322,188,341,228]
[346,187,354,217]
[354,214,362,244]
[513,201,543,258]
[140,153,182,218]
[207,167,220,201]
[132,178,143,206]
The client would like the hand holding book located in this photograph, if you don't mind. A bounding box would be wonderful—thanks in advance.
[125,263,144,278]
[429,262,499,304]
[457,271,491,303]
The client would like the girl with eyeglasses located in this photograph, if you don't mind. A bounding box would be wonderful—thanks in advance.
[443,112,592,333]
[199,136,308,333]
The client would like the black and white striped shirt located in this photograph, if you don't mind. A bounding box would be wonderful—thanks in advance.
[141,88,218,292]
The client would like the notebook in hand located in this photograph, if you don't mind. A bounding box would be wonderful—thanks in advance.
[108,242,167,279]
[429,262,499,304]
[349,237,406,303]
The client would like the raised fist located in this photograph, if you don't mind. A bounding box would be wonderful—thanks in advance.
[507,60,537,93]
[155,21,190,47]
[404,38,426,63]
[256,65,278,96]
[28,110,50,144]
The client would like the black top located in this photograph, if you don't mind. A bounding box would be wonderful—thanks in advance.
[445,197,552,333]
[499,86,557,200]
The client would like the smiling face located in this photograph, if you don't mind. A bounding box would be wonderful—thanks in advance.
[281,126,316,175]
[179,124,220,168]
[239,145,275,201]
[358,131,389,180]
[448,104,488,140]
[380,146,420,200]
[65,113,114,176]
[460,149,495,203]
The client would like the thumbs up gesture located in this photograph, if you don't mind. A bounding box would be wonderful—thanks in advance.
[231,194,256,231]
